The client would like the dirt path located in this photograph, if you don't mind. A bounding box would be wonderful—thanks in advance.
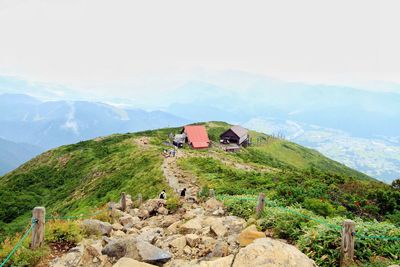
[162,149,200,198]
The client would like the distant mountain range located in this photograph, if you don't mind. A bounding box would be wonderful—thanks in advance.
[0,94,187,150]
[0,93,188,174]
[162,76,400,183]
[1,71,399,182]
[0,138,42,175]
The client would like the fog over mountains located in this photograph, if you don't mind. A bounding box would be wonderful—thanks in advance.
[0,72,399,182]
[0,93,188,174]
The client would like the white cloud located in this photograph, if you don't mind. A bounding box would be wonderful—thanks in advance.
[62,102,79,135]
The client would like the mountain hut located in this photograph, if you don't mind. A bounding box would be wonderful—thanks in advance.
[220,125,249,146]
[182,125,210,149]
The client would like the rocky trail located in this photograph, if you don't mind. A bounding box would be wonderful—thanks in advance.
[162,149,200,198]
[50,195,317,267]
[48,138,317,266]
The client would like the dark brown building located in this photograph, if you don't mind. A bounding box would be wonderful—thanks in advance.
[220,125,249,146]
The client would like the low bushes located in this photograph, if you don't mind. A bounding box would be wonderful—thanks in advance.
[0,220,84,267]
[45,220,82,244]
[166,196,181,213]
[224,199,400,267]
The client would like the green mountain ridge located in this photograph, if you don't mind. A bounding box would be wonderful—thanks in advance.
[0,122,398,239]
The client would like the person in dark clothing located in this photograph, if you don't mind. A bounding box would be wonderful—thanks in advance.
[180,188,186,197]
[159,190,167,200]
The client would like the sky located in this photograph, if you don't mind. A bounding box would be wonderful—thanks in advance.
[0,0,400,99]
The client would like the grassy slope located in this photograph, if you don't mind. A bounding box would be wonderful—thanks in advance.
[0,121,396,239]
[181,122,398,220]
[0,133,172,237]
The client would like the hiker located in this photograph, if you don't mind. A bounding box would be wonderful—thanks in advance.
[159,190,167,200]
[180,188,186,197]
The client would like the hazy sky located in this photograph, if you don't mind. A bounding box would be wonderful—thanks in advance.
[0,0,400,96]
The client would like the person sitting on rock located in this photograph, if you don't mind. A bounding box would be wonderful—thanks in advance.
[159,190,167,200]
[180,188,187,197]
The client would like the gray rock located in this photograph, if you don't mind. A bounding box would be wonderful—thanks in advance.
[82,219,113,236]
[137,227,163,244]
[136,240,172,264]
[101,238,128,259]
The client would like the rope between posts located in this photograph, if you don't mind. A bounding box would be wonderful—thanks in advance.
[355,234,400,241]
[0,219,37,267]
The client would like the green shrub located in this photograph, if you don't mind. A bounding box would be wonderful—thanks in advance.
[386,211,400,227]
[225,199,256,220]
[259,206,310,240]
[0,230,49,267]
[166,196,181,213]
[297,218,400,267]
[304,198,336,217]
[45,220,82,244]
[7,246,49,267]
[297,222,342,267]
[198,186,210,200]
[354,221,400,263]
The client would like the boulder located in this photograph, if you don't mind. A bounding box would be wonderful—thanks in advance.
[50,245,83,267]
[183,246,192,255]
[181,218,202,234]
[212,207,225,216]
[82,219,112,236]
[157,206,169,215]
[119,214,140,226]
[130,208,141,217]
[183,208,204,220]
[141,199,166,215]
[138,209,150,219]
[201,237,217,252]
[51,244,111,267]
[101,238,129,259]
[198,255,234,267]
[185,234,200,247]
[136,240,172,264]
[164,255,234,267]
[210,241,229,257]
[112,223,124,231]
[223,216,246,233]
[205,198,224,210]
[232,238,317,267]
[112,230,126,237]
[161,215,179,228]
[203,217,227,237]
[137,227,163,244]
[238,225,265,247]
[112,257,156,267]
[169,235,187,251]
[80,245,109,267]
[166,221,182,234]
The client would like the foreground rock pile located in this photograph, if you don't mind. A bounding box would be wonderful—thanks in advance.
[50,197,317,267]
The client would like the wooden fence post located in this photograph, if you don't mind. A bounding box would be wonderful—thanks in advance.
[31,207,45,249]
[209,189,215,198]
[340,219,355,266]
[138,193,143,207]
[108,202,116,223]
[256,193,265,217]
[121,192,127,212]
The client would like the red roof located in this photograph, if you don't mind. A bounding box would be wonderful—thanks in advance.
[183,125,210,149]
